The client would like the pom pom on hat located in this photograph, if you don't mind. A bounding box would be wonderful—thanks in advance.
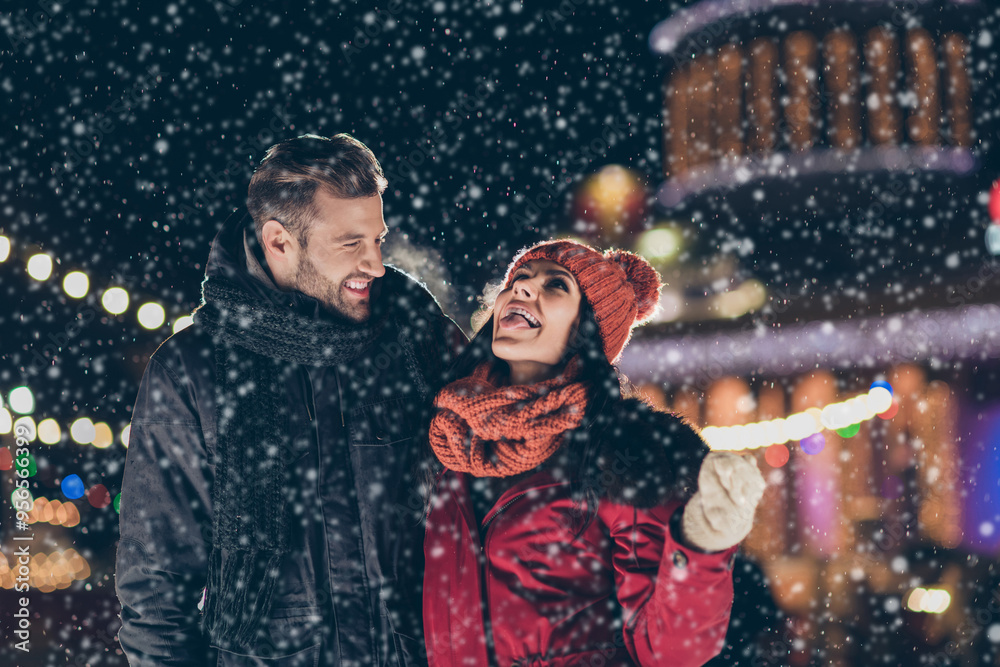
[603,249,661,324]
[501,240,662,363]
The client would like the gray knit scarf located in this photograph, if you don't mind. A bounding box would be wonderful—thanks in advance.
[192,272,390,649]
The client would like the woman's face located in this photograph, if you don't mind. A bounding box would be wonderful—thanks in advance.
[492,259,582,385]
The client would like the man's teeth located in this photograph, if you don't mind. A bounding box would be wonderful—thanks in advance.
[345,280,369,290]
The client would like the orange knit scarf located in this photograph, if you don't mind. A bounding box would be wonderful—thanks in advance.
[428,360,589,477]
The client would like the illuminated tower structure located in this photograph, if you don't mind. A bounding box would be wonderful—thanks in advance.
[622,1,1000,664]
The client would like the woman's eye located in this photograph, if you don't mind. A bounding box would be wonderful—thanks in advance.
[511,273,527,282]
[549,279,567,291]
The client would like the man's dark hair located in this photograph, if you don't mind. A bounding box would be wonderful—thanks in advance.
[246,133,388,248]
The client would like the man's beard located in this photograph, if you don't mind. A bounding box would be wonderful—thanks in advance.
[293,254,371,323]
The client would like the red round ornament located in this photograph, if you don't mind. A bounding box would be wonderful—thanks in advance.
[87,483,112,508]
[878,398,900,420]
[989,180,1000,222]
[764,444,790,468]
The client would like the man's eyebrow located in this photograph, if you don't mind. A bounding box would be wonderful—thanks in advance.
[330,232,370,243]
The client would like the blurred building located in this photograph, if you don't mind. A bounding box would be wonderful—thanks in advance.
[616,0,1000,664]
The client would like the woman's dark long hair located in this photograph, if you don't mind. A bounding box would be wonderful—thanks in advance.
[417,297,632,532]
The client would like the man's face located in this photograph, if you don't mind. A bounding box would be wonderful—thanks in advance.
[292,189,388,322]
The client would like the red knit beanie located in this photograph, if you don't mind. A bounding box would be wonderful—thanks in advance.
[500,239,662,364]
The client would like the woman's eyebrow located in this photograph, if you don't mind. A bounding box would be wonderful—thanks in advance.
[543,268,575,282]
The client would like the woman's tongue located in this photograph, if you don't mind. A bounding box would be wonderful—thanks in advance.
[501,313,534,330]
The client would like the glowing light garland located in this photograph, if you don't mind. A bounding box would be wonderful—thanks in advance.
[0,233,194,334]
[1,406,126,514]
[0,235,184,522]
[0,549,91,593]
[700,381,898,458]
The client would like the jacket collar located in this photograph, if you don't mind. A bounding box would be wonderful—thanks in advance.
[204,207,331,321]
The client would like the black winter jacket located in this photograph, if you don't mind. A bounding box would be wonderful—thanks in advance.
[116,208,465,666]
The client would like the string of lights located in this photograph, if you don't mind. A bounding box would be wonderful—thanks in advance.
[0,233,194,333]
[700,381,899,466]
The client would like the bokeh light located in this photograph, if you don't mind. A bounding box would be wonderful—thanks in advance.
[138,302,166,329]
[38,418,62,444]
[9,386,36,414]
[906,587,952,614]
[13,416,37,441]
[764,444,790,467]
[636,225,683,263]
[101,287,130,315]
[62,271,90,298]
[91,422,114,449]
[870,380,894,396]
[173,314,195,333]
[15,452,37,477]
[574,165,647,241]
[800,433,826,455]
[868,386,893,414]
[26,253,53,281]
[879,398,900,420]
[0,235,9,262]
[87,484,112,509]
[989,179,1000,221]
[836,423,861,438]
[70,418,97,445]
[61,475,85,500]
[987,224,1000,256]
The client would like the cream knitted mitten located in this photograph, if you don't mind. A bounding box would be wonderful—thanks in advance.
[682,451,766,552]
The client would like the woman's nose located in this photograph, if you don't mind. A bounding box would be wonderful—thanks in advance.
[513,279,536,298]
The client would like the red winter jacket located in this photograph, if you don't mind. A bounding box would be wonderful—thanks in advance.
[423,400,738,667]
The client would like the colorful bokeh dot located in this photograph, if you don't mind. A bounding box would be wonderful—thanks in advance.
[114,493,122,514]
[800,433,826,455]
[990,179,1000,222]
[61,474,85,500]
[878,398,900,420]
[87,484,111,509]
[870,380,893,396]
[0,447,12,471]
[764,444,790,468]
[14,451,37,477]
[836,423,861,438]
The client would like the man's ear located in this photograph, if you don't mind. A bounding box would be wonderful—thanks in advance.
[260,219,299,287]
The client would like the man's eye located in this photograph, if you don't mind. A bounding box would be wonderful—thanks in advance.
[345,242,360,248]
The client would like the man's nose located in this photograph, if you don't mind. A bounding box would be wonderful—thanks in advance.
[359,243,386,278]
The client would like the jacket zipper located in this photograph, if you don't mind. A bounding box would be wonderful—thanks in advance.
[481,491,529,542]
[302,368,316,421]
[334,369,345,427]
[479,489,528,664]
